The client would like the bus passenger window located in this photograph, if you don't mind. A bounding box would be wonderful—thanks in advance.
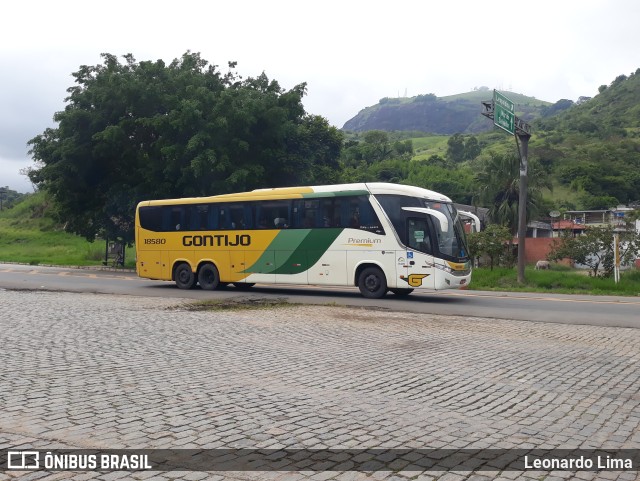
[274,217,288,228]
[349,211,359,228]
[170,207,183,231]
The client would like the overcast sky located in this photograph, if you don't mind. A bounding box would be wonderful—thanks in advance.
[2,0,639,192]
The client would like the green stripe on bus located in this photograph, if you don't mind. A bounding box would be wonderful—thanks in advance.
[272,228,344,274]
[244,228,343,275]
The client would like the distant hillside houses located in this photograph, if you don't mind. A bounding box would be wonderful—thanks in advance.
[526,206,640,239]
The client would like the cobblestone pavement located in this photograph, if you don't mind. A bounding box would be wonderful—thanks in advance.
[1,289,639,481]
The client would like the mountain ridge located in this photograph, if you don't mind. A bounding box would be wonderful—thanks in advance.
[342,88,552,133]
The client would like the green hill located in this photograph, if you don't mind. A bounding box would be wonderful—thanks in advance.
[342,88,551,133]
[530,70,640,208]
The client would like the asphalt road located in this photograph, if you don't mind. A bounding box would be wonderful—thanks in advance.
[1,262,639,328]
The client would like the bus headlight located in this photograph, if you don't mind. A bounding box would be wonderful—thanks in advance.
[435,263,454,274]
[435,263,471,277]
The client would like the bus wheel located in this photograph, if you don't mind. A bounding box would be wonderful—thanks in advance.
[198,263,220,290]
[174,263,196,289]
[390,288,414,296]
[233,282,255,290]
[358,266,387,299]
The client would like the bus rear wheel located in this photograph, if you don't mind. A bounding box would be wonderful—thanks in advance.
[174,263,196,289]
[358,266,387,299]
[198,263,220,290]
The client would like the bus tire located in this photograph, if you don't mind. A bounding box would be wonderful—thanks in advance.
[390,288,414,296]
[233,282,255,290]
[174,262,196,289]
[198,263,220,291]
[358,266,387,299]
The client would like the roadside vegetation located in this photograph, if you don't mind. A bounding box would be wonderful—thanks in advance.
[0,191,129,267]
[470,266,640,296]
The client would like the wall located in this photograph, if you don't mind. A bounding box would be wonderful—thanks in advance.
[513,237,572,266]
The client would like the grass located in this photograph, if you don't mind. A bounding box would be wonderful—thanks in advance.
[470,266,640,296]
[409,135,449,160]
[0,192,134,268]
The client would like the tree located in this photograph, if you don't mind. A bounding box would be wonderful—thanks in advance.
[27,52,342,242]
[474,153,551,235]
[446,133,465,163]
[464,136,481,160]
[362,130,393,163]
[467,224,512,270]
[0,187,26,210]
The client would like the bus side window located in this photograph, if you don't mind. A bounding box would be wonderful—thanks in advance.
[408,218,433,255]
[244,204,255,229]
[162,206,187,231]
[291,201,304,228]
[256,200,291,229]
[319,198,342,227]
[193,205,209,230]
[208,205,219,230]
[218,205,230,229]
[344,197,361,228]
[139,206,162,232]
[228,203,248,229]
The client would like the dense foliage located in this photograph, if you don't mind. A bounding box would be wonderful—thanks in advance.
[474,153,552,234]
[531,71,640,209]
[28,52,343,242]
[467,224,513,270]
[343,70,640,214]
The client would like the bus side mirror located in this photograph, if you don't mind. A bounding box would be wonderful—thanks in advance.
[401,207,449,233]
[458,210,481,233]
[424,209,449,233]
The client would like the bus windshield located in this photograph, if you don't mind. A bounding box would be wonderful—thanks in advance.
[374,194,470,262]
[428,201,469,260]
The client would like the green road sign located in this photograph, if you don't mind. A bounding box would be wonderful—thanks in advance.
[494,90,515,135]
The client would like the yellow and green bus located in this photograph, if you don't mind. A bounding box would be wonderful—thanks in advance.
[135,182,478,298]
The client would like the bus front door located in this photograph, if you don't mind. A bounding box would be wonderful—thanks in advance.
[400,217,435,290]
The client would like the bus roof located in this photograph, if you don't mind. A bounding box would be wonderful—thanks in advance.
[139,182,452,207]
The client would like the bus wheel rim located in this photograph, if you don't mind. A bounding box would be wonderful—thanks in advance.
[365,274,379,291]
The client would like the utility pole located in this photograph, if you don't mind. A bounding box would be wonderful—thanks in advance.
[515,133,530,284]
[481,91,532,283]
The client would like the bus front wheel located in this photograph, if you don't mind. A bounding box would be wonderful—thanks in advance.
[198,263,220,290]
[174,263,196,289]
[358,266,387,299]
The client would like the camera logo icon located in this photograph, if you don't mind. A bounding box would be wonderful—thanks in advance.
[7,451,40,469]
